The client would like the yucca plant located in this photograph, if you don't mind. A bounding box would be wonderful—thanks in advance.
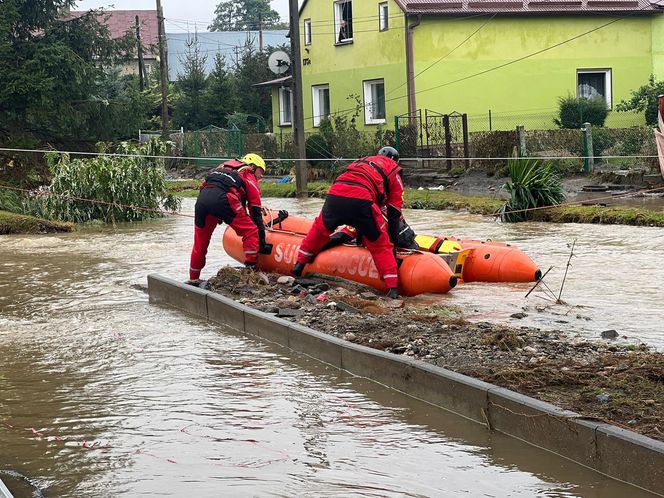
[500,155,565,222]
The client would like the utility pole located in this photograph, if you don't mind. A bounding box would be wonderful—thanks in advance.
[288,0,307,197]
[135,15,147,91]
[258,13,264,52]
[156,0,169,137]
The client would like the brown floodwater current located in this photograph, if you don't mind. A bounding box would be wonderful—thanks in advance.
[0,198,661,497]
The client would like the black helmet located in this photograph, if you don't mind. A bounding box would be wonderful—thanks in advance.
[378,146,399,162]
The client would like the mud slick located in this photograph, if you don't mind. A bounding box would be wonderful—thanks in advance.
[207,266,664,443]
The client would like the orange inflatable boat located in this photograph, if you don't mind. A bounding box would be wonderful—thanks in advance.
[223,226,458,296]
[262,210,540,283]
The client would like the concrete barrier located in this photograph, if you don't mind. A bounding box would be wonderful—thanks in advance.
[0,478,13,498]
[147,274,664,496]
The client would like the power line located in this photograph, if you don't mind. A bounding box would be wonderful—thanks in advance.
[299,1,662,131]
[386,14,496,98]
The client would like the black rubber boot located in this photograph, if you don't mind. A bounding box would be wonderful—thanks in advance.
[386,287,399,299]
[291,262,305,277]
[244,262,258,271]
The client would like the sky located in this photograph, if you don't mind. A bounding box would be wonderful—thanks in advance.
[73,0,292,32]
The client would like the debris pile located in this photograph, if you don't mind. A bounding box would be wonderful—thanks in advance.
[207,266,664,441]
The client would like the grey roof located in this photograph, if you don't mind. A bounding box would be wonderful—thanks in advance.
[393,0,664,14]
[252,75,292,87]
[166,30,289,81]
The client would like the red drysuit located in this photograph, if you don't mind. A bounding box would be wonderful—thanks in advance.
[189,161,263,280]
[296,155,404,289]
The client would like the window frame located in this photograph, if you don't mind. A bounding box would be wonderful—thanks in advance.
[304,18,312,46]
[379,2,389,32]
[312,84,330,128]
[363,79,386,125]
[334,0,353,45]
[278,86,293,127]
[576,68,612,110]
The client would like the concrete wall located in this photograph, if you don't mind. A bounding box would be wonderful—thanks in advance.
[148,274,664,496]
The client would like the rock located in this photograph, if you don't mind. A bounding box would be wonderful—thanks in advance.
[645,399,656,406]
[316,293,329,303]
[628,419,638,426]
[523,346,538,355]
[295,278,318,287]
[277,276,295,285]
[290,285,307,295]
[264,306,279,314]
[344,332,357,341]
[386,299,405,309]
[511,312,527,319]
[336,302,361,314]
[305,294,317,305]
[601,329,619,340]
[360,292,378,300]
[277,308,305,318]
[596,393,611,403]
[311,283,330,293]
[326,301,338,309]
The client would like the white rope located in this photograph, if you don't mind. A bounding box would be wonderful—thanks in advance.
[0,147,658,162]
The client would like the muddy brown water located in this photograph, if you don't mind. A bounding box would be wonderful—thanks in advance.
[0,198,661,497]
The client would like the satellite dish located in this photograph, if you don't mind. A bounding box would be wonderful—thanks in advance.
[268,50,291,75]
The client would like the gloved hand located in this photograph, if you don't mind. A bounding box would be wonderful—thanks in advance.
[278,209,289,221]
[259,243,273,255]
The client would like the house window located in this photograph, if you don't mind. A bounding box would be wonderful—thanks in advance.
[279,86,293,126]
[363,79,386,125]
[577,69,612,109]
[312,84,330,127]
[334,1,353,44]
[379,2,389,32]
[304,19,312,45]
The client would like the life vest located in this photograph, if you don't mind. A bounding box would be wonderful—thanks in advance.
[202,159,247,191]
[334,156,400,205]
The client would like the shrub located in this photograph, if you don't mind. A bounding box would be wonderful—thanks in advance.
[616,75,664,126]
[555,96,608,129]
[500,156,565,222]
[27,139,181,223]
[305,133,332,165]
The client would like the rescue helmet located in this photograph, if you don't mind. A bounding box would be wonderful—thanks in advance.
[378,146,399,163]
[241,153,266,172]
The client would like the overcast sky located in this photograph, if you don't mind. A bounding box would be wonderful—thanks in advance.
[73,0,291,31]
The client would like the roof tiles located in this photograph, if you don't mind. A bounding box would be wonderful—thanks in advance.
[395,0,663,14]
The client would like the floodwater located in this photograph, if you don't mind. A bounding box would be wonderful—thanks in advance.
[0,198,661,497]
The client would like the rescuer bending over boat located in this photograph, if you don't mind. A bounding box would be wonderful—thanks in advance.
[291,147,404,299]
[188,153,276,285]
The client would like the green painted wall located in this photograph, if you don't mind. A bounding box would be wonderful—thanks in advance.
[412,16,657,129]
[270,3,663,131]
[299,0,407,133]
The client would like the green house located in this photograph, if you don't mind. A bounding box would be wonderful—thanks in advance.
[262,0,664,136]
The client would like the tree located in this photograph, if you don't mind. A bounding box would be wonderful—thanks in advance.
[172,37,209,130]
[233,41,275,125]
[616,75,664,126]
[204,53,238,127]
[208,0,283,31]
[0,2,136,144]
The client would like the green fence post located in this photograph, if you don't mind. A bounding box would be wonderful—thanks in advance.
[583,122,594,173]
[489,109,492,131]
[394,115,400,153]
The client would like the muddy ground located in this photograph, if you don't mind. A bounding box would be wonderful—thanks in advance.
[206,266,663,442]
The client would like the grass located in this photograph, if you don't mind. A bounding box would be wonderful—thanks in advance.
[167,180,664,227]
[0,210,73,235]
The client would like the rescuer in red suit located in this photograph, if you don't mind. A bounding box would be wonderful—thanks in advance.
[188,153,275,284]
[291,147,404,298]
